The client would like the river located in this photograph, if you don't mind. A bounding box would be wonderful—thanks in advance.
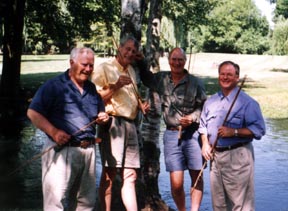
[0,118,287,211]
[159,118,288,211]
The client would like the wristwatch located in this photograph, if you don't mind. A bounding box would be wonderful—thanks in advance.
[234,129,239,137]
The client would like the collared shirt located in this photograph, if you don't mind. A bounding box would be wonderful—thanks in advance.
[92,58,139,120]
[141,70,206,127]
[198,87,266,147]
[29,70,105,141]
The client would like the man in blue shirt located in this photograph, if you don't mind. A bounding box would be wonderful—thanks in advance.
[199,60,266,211]
[27,47,109,211]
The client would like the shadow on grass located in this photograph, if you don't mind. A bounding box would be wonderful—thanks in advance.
[271,68,288,73]
[21,72,63,94]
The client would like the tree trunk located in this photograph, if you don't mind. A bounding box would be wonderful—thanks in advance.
[145,0,162,73]
[0,0,26,133]
[109,1,174,210]
[120,0,146,40]
[140,0,174,210]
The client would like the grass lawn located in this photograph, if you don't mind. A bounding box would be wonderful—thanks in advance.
[2,53,287,119]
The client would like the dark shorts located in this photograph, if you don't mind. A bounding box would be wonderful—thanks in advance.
[163,129,203,172]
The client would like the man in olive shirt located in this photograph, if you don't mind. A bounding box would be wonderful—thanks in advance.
[139,47,207,211]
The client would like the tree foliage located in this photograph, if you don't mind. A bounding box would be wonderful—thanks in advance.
[161,0,215,49]
[13,0,273,55]
[24,0,120,53]
[274,0,288,19]
[271,17,288,55]
[192,0,270,54]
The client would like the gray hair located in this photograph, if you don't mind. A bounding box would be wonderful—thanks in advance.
[70,47,95,61]
[168,47,187,61]
[119,35,140,50]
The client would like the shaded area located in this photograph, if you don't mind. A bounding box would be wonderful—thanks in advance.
[0,122,42,211]
[271,68,288,73]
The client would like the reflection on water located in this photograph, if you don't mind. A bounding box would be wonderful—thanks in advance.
[0,119,287,211]
[159,119,288,211]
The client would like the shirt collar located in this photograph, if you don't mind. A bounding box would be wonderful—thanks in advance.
[112,57,129,72]
[61,69,90,95]
[219,86,239,101]
[169,69,189,84]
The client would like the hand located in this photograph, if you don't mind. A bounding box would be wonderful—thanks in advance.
[114,75,132,90]
[217,126,234,137]
[179,115,193,128]
[53,129,71,146]
[134,51,145,61]
[96,112,110,125]
[140,101,150,113]
[202,143,213,161]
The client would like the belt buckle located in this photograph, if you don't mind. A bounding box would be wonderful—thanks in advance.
[80,140,91,149]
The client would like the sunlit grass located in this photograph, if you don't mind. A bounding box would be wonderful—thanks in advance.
[244,76,288,119]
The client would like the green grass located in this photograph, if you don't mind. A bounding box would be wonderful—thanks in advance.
[243,76,288,119]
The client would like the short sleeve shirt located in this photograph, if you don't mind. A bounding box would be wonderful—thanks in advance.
[91,58,139,120]
[150,71,206,127]
[29,70,105,141]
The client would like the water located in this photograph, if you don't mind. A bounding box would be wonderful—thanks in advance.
[0,119,287,211]
[159,119,288,211]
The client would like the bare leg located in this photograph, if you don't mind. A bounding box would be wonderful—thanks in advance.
[99,167,117,211]
[189,169,203,211]
[121,168,138,211]
[170,171,186,211]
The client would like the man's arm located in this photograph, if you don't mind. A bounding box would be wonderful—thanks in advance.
[201,134,213,161]
[136,59,157,90]
[97,75,133,103]
[27,109,70,145]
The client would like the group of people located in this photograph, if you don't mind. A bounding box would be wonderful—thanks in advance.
[27,35,266,211]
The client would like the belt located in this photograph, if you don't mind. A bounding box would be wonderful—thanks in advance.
[166,126,180,131]
[67,138,101,148]
[215,142,249,152]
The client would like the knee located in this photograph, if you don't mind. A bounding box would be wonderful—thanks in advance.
[100,171,116,191]
[171,184,184,196]
[123,169,137,184]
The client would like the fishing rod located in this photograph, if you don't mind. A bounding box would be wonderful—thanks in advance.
[191,75,247,193]
[187,45,192,72]
[8,118,100,176]
[171,103,184,144]
[111,35,147,117]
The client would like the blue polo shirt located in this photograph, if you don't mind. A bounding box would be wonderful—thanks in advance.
[29,70,105,141]
[199,87,266,147]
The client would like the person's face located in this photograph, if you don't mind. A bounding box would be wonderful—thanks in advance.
[70,52,94,84]
[118,40,137,68]
[218,64,239,92]
[168,49,186,74]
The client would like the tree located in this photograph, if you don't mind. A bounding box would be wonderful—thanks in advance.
[0,0,26,132]
[274,0,288,19]
[193,0,270,54]
[271,17,288,55]
[161,0,215,49]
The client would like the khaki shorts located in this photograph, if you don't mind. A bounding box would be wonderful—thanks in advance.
[98,116,140,168]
